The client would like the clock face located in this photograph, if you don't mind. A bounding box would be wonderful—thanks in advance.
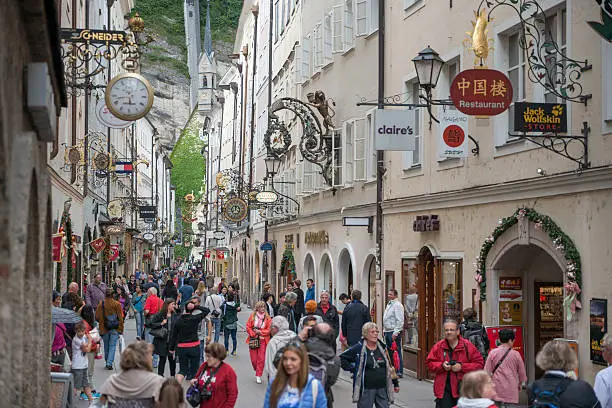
[105,73,154,121]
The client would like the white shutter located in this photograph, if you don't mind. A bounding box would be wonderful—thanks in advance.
[324,13,333,64]
[332,6,343,53]
[296,161,304,195]
[342,125,353,186]
[370,0,379,32]
[354,118,366,181]
[302,35,311,81]
[344,0,355,50]
[303,160,314,193]
[355,0,368,36]
[294,44,302,84]
[314,23,323,69]
[367,111,377,179]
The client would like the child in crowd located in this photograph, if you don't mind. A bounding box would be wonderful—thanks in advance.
[455,370,497,408]
[157,378,185,408]
[72,321,95,402]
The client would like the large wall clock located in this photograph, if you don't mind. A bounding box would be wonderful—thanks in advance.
[105,72,154,121]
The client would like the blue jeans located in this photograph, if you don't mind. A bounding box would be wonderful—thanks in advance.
[102,330,119,367]
[224,328,237,353]
[135,310,144,339]
[145,328,160,367]
[211,318,221,343]
[200,340,206,364]
[384,331,403,376]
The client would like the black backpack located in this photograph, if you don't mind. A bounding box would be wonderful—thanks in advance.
[308,352,340,389]
[530,377,571,408]
[461,321,488,360]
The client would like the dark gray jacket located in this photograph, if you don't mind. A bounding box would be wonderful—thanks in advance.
[341,300,371,346]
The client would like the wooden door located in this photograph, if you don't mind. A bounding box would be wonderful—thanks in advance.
[417,248,437,380]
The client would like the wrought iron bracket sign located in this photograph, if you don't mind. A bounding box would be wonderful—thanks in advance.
[264,93,335,186]
[508,121,590,170]
[477,0,592,105]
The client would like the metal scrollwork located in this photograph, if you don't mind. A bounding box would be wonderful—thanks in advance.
[478,0,592,104]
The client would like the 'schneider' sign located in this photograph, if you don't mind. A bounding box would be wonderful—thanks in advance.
[450,69,513,116]
[61,28,128,45]
[374,109,416,151]
[439,108,469,158]
[513,102,567,133]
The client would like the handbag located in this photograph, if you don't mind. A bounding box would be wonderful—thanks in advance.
[186,364,222,407]
[103,301,120,330]
[248,316,263,349]
[150,326,168,339]
[62,348,71,373]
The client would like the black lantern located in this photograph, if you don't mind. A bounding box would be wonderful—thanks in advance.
[264,156,281,178]
[412,46,445,92]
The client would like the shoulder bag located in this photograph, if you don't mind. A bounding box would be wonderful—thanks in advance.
[248,316,262,349]
[186,364,222,407]
[150,316,169,339]
[491,347,512,375]
[103,301,120,330]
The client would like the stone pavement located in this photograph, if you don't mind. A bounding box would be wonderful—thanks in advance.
[76,307,435,407]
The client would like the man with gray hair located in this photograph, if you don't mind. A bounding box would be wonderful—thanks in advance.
[278,291,300,333]
[264,316,297,381]
[595,333,612,408]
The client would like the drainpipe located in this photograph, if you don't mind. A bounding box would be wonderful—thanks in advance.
[375,0,385,328]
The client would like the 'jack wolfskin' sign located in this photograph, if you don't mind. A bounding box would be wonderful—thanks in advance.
[450,69,513,116]
[513,102,567,133]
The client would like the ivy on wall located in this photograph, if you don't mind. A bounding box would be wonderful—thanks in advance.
[280,249,296,278]
[475,207,583,320]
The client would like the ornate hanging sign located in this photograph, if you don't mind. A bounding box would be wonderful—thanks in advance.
[223,197,248,223]
[450,69,513,116]
[95,100,133,129]
[513,102,567,133]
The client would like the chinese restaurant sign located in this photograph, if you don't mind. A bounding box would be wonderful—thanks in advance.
[439,108,469,158]
[513,102,567,133]
[450,69,513,116]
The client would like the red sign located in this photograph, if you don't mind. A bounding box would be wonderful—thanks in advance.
[109,244,119,262]
[216,250,225,260]
[89,237,106,254]
[486,325,524,360]
[52,234,63,262]
[499,277,522,291]
[443,124,465,148]
[450,69,513,116]
[205,249,210,259]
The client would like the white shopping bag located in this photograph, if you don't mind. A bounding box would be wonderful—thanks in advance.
[118,334,126,355]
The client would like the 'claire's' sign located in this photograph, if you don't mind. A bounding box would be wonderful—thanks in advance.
[450,69,513,116]
[513,102,567,133]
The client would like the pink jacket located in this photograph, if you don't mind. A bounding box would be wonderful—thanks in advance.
[484,345,527,404]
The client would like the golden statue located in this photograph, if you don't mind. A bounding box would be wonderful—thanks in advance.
[216,172,227,189]
[466,9,493,66]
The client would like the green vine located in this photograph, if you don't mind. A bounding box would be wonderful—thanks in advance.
[59,208,73,287]
[475,207,582,319]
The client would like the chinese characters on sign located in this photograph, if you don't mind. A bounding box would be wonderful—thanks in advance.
[513,102,568,133]
[590,298,608,365]
[450,69,513,116]
[412,215,440,232]
[439,108,469,158]
[487,326,525,361]
[499,277,523,325]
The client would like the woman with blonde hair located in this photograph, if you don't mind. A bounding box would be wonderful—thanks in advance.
[246,300,273,384]
[263,341,327,408]
[98,341,164,407]
[528,340,600,408]
[455,370,497,408]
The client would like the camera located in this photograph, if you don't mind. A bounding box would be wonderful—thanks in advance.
[448,360,457,366]
[201,389,213,401]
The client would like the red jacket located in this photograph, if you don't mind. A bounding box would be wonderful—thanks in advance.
[195,362,238,408]
[245,313,272,345]
[426,337,484,399]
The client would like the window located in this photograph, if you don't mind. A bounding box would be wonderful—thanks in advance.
[301,34,312,81]
[344,0,355,50]
[604,42,612,124]
[313,23,323,70]
[404,0,422,10]
[507,32,526,133]
[332,129,343,186]
[202,76,208,88]
[274,1,280,42]
[367,110,377,180]
[324,13,333,64]
[354,118,366,181]
[286,0,291,25]
[281,0,286,34]
[440,260,462,338]
[543,8,567,104]
[402,81,422,169]
[355,0,368,36]
[332,6,343,53]
[402,259,418,348]
[301,159,315,194]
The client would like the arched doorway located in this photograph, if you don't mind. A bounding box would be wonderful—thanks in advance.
[319,254,333,300]
[338,249,354,297]
[363,255,376,309]
[304,253,315,299]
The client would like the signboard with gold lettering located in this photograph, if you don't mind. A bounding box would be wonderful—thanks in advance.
[61,28,128,45]
[450,69,513,116]
[304,231,329,245]
[513,102,567,133]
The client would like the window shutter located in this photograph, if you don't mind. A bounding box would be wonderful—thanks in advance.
[295,44,302,84]
[355,0,368,36]
[296,160,304,196]
[303,160,314,193]
[324,13,333,63]
[302,35,311,81]
[354,118,366,181]
[332,6,343,53]
[314,23,323,69]
[344,0,355,50]
[370,0,379,32]
[343,124,354,186]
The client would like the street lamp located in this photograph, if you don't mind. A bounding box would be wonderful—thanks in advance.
[412,46,449,126]
[256,156,281,204]
[264,155,281,178]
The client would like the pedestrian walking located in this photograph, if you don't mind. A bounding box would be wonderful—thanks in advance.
[382,289,404,378]
[305,279,316,303]
[149,299,178,377]
[162,279,178,301]
[144,287,164,368]
[293,280,306,317]
[157,378,184,408]
[455,370,498,408]
[80,305,102,400]
[98,341,165,407]
[85,274,107,310]
[426,319,484,408]
[298,300,323,332]
[62,282,80,309]
[278,291,300,333]
[246,301,272,384]
[264,316,297,381]
[263,341,327,408]
[595,333,612,408]
[276,292,287,316]
[178,278,194,308]
[143,274,160,294]
[51,291,69,367]
[305,323,341,408]
[221,293,239,356]
[191,342,238,408]
[528,340,601,408]
[263,293,276,317]
[340,322,399,408]
[341,290,371,347]
[95,288,124,370]
[131,284,146,339]
[483,328,527,406]
[204,290,224,343]
[316,290,339,338]
[169,299,210,382]
[71,321,96,403]
[191,295,212,364]
[195,281,208,305]
[460,307,490,362]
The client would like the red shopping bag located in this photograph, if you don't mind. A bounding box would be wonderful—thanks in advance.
[390,342,401,372]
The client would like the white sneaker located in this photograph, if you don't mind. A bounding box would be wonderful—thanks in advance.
[256,376,262,384]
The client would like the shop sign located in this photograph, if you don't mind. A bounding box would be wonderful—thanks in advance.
[52,234,63,262]
[439,108,469,158]
[205,249,210,259]
[590,298,608,365]
[260,242,273,251]
[213,231,226,240]
[413,215,440,232]
[216,250,225,260]
[450,69,513,116]
[374,109,417,151]
[486,326,524,360]
[109,244,120,262]
[499,277,523,325]
[89,237,106,254]
[139,206,157,219]
[61,28,127,45]
[95,100,133,129]
[304,231,329,245]
[513,102,567,133]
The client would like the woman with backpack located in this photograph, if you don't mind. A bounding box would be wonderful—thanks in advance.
[222,293,239,356]
[263,341,327,408]
[528,340,601,408]
[246,301,272,384]
[148,299,178,377]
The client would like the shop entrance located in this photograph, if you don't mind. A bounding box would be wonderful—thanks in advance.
[417,246,437,380]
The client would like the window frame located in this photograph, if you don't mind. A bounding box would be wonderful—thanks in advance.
[343,0,355,51]
[332,128,344,187]
[402,80,422,169]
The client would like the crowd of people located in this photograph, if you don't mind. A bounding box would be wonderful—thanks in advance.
[51,271,612,408]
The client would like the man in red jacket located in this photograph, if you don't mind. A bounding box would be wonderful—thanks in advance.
[426,319,484,408]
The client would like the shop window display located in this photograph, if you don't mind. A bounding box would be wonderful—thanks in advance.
[441,260,462,338]
[402,259,418,348]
